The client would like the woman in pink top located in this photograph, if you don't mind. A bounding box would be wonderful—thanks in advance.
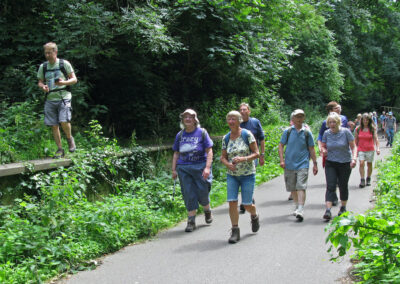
[354,113,380,188]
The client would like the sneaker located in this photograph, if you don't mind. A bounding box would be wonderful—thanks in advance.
[338,206,346,216]
[67,136,76,153]
[239,204,245,214]
[296,209,304,222]
[53,148,65,159]
[366,177,371,186]
[251,214,260,233]
[359,178,366,188]
[292,208,298,216]
[323,209,332,220]
[228,227,240,244]
[204,210,213,224]
[185,221,196,232]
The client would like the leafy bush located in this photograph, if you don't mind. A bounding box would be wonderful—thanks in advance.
[0,121,287,283]
[326,134,400,283]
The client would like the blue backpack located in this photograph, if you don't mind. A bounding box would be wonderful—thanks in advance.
[223,129,250,147]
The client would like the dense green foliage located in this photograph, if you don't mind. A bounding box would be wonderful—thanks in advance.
[326,134,400,283]
[0,118,287,283]
[3,0,398,139]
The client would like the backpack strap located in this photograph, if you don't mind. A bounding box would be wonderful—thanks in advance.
[223,129,250,148]
[285,127,292,145]
[241,128,250,147]
[42,59,71,92]
[286,127,310,151]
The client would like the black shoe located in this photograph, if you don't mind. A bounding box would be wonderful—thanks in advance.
[53,148,65,159]
[185,221,196,232]
[239,204,245,214]
[359,178,365,188]
[323,209,332,220]
[228,227,240,244]
[204,210,213,224]
[332,200,338,206]
[366,177,371,186]
[338,206,346,216]
[251,214,260,232]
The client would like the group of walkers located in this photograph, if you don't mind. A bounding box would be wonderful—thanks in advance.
[37,42,395,244]
[171,104,262,243]
[170,101,395,244]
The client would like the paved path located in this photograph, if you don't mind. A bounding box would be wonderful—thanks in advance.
[62,138,392,284]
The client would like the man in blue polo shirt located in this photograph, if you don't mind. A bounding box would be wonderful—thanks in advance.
[238,103,265,214]
[278,109,318,221]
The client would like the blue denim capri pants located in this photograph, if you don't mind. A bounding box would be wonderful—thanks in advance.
[227,174,255,205]
[177,162,212,212]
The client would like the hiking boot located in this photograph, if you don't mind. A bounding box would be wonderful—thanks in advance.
[366,177,371,186]
[338,206,347,216]
[359,178,366,188]
[239,204,245,214]
[228,227,240,244]
[53,148,65,159]
[296,209,304,222]
[204,210,213,224]
[251,214,260,233]
[67,136,76,153]
[323,209,332,220]
[185,221,196,232]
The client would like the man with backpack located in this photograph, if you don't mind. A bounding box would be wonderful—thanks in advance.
[37,42,77,158]
[278,109,318,221]
[238,103,265,213]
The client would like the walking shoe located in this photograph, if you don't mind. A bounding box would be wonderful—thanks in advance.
[359,178,366,188]
[53,148,65,159]
[296,209,304,222]
[251,214,260,233]
[323,209,332,220]
[185,221,196,232]
[239,204,245,214]
[366,177,371,186]
[338,206,347,216]
[67,136,76,153]
[204,210,213,224]
[228,227,240,244]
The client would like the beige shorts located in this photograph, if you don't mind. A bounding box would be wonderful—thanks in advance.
[358,151,375,163]
[284,168,309,192]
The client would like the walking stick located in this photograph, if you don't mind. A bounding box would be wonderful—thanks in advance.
[172,178,177,201]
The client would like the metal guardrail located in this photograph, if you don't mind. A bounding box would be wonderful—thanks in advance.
[0,136,223,178]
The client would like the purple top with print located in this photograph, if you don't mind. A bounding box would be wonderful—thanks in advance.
[172,128,213,165]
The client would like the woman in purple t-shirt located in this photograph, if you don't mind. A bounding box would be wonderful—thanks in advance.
[172,109,214,233]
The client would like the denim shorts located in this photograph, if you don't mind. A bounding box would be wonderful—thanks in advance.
[44,99,72,126]
[227,174,255,205]
[177,162,212,212]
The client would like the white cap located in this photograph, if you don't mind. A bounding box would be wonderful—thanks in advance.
[292,109,305,116]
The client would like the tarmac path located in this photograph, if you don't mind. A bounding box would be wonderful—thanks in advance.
[62,137,392,284]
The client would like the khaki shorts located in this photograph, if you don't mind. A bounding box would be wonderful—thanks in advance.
[358,151,375,163]
[284,168,309,192]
